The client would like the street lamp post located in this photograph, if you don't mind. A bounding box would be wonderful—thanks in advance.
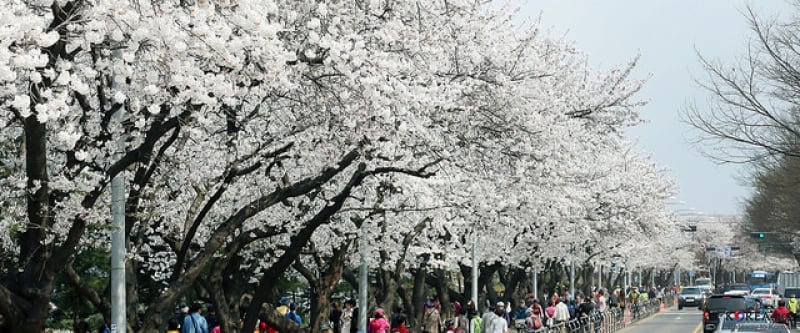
[569,262,575,299]
[598,265,602,290]
[110,49,126,333]
[471,222,478,308]
[358,197,369,333]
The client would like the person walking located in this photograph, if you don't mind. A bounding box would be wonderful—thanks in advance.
[464,307,482,333]
[544,301,555,328]
[330,302,343,333]
[391,307,410,333]
[370,308,391,333]
[523,308,542,332]
[205,304,219,332]
[482,302,500,333]
[513,300,527,332]
[553,298,570,333]
[486,302,508,333]
[286,303,302,325]
[594,289,606,333]
[773,300,792,327]
[788,294,799,328]
[276,298,290,316]
[628,287,640,319]
[530,299,542,321]
[341,299,356,333]
[423,299,442,333]
[182,303,209,333]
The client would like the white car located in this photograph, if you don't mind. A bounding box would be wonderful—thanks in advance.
[750,288,781,308]
[716,311,770,333]
[724,284,751,296]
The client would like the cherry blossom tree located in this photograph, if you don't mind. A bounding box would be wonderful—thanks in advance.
[285,3,679,323]
[0,1,680,333]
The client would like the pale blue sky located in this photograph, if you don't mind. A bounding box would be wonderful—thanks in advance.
[522,1,793,215]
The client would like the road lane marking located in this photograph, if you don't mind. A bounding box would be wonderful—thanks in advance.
[692,321,702,333]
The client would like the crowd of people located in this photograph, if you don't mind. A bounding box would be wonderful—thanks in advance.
[164,302,219,333]
[69,284,671,333]
[420,284,670,333]
[280,284,666,333]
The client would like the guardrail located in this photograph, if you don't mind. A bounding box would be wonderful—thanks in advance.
[522,299,665,333]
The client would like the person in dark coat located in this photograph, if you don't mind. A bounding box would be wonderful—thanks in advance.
[330,302,342,333]
[205,304,220,330]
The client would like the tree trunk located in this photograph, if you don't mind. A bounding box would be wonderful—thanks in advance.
[308,241,352,333]
[480,264,499,310]
[126,260,139,333]
[433,268,451,320]
[500,267,525,305]
[412,265,428,331]
[0,107,57,333]
[382,268,398,320]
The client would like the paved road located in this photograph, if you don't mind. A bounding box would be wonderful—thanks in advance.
[619,307,703,333]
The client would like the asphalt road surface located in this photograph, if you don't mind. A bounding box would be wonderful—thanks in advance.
[620,307,703,333]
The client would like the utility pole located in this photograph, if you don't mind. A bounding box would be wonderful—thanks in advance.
[471,222,478,308]
[110,49,126,333]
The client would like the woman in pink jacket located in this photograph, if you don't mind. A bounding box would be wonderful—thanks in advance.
[369,308,391,333]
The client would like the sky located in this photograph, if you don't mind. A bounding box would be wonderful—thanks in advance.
[521,0,794,216]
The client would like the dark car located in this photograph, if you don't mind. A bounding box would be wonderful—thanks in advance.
[703,295,747,333]
[678,286,707,310]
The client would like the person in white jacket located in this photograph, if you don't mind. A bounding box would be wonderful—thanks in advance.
[553,298,570,332]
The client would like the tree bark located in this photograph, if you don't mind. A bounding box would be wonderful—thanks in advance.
[412,265,428,331]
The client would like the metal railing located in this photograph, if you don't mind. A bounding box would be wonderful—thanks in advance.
[522,299,666,333]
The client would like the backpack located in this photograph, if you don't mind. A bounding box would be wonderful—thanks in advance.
[525,317,542,331]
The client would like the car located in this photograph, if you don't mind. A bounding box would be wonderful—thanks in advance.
[716,311,770,333]
[703,295,747,333]
[751,288,782,308]
[696,277,716,293]
[678,286,707,310]
[732,322,791,332]
[744,296,764,313]
[782,287,800,300]
[725,284,751,296]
